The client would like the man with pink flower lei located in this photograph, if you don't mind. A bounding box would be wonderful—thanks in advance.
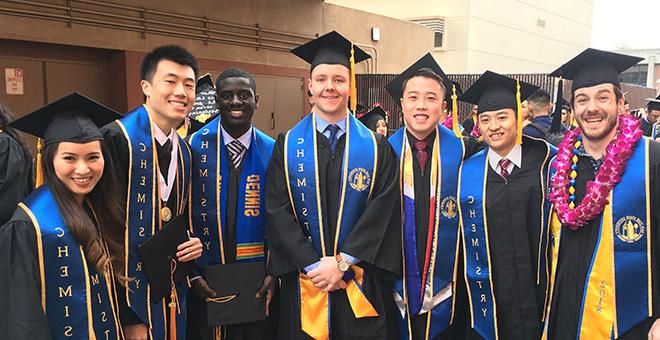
[542,48,660,340]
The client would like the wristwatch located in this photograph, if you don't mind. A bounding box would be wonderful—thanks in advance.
[335,254,350,272]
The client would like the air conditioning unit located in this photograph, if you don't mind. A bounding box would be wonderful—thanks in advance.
[408,16,446,51]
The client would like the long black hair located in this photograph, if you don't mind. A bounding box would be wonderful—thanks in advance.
[0,102,31,158]
[42,140,126,283]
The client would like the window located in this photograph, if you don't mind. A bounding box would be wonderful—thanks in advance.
[434,32,443,48]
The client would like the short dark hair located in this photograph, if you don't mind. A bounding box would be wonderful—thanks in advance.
[570,84,623,107]
[401,67,446,97]
[216,67,257,93]
[140,45,199,82]
[527,89,551,108]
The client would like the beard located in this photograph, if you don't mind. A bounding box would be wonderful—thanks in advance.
[576,109,619,141]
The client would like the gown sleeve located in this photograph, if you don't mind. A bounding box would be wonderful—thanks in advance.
[0,134,33,225]
[0,208,52,339]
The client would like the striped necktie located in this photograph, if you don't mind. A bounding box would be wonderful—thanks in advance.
[227,139,246,170]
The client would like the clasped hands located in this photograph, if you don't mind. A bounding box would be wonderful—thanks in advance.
[308,256,348,292]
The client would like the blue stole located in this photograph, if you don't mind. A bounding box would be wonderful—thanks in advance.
[653,124,658,139]
[459,140,554,340]
[388,125,465,339]
[285,112,377,256]
[189,116,274,267]
[115,105,191,340]
[543,138,652,339]
[19,187,121,340]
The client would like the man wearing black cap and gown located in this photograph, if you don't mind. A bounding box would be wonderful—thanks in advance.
[0,93,125,340]
[640,95,660,137]
[543,48,660,340]
[102,45,203,340]
[385,53,483,340]
[456,71,556,340]
[264,31,401,339]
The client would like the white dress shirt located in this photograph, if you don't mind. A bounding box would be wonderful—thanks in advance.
[153,124,178,202]
[487,144,522,177]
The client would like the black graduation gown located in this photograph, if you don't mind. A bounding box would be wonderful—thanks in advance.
[102,121,190,327]
[459,137,551,340]
[265,130,402,340]
[640,117,654,137]
[0,208,51,339]
[0,132,33,225]
[547,140,660,340]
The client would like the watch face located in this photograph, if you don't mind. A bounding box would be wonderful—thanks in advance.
[338,261,350,272]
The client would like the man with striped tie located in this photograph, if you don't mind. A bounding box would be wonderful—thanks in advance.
[187,67,277,340]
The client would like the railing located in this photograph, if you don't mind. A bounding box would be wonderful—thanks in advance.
[0,0,315,52]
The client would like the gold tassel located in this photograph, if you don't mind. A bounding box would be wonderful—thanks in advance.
[168,259,179,340]
[515,80,523,145]
[451,84,462,138]
[35,138,44,188]
[349,43,357,114]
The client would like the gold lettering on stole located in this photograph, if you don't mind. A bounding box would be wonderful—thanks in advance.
[105,329,111,340]
[480,294,486,303]
[140,159,147,169]
[139,210,144,220]
[91,274,99,285]
[59,285,72,297]
[469,209,476,218]
[201,141,209,149]
[97,293,102,304]
[297,138,304,145]
[201,198,207,207]
[140,176,146,186]
[297,178,306,187]
[467,196,475,204]
[136,262,142,272]
[199,168,209,177]
[205,241,211,250]
[134,279,140,289]
[137,193,146,203]
[201,183,206,193]
[301,192,305,202]
[58,246,69,258]
[302,208,308,217]
[298,164,304,172]
[482,308,488,317]
[203,227,209,235]
[60,266,69,278]
[64,305,70,317]
[476,281,483,289]
[471,224,477,233]
[55,227,65,237]
[201,154,207,163]
[64,326,73,337]
[476,266,481,275]
[139,227,145,237]
[139,143,146,152]
[201,213,207,222]
[297,149,304,158]
[101,311,108,322]
[202,128,210,136]
[471,238,479,247]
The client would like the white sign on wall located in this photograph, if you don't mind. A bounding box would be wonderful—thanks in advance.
[5,68,24,95]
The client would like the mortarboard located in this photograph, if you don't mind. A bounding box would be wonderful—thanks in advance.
[196,73,215,91]
[358,105,387,131]
[291,31,371,112]
[205,262,266,326]
[459,71,539,144]
[647,97,660,111]
[9,92,121,146]
[385,53,451,104]
[137,214,196,301]
[549,48,643,93]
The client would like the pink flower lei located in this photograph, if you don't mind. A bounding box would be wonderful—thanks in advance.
[549,114,644,230]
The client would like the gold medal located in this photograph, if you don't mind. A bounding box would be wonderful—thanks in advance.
[161,206,172,222]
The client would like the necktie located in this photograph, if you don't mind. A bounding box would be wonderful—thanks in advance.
[499,158,511,180]
[227,139,246,170]
[327,124,339,156]
[414,140,428,176]
[156,138,172,184]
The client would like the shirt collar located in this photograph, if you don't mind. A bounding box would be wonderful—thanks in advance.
[153,123,175,146]
[315,112,347,134]
[221,124,253,149]
[488,144,522,170]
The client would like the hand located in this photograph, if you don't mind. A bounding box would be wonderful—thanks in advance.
[191,277,216,299]
[649,318,660,340]
[176,237,202,262]
[308,256,345,292]
[124,323,148,340]
[256,274,277,316]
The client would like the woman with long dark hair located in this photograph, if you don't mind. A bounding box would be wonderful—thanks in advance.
[0,101,33,224]
[0,93,125,340]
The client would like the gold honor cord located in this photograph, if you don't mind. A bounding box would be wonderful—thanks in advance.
[451,84,463,138]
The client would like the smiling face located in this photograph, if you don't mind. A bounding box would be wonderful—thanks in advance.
[401,76,446,140]
[375,119,388,136]
[308,64,350,118]
[53,141,104,202]
[217,76,258,134]
[141,59,196,127]
[478,108,517,156]
[572,83,622,142]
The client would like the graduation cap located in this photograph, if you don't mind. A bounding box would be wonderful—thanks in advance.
[549,48,643,93]
[459,71,539,144]
[385,53,450,104]
[647,97,660,111]
[291,31,371,113]
[205,262,266,326]
[196,73,215,91]
[358,105,387,131]
[9,92,121,146]
[137,214,196,301]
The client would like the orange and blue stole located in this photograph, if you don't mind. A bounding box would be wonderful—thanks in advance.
[284,112,379,340]
[19,186,122,340]
[189,116,274,267]
[388,125,464,340]
[543,138,652,340]
[116,105,191,340]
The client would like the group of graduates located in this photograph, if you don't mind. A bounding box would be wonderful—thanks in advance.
[0,29,659,340]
